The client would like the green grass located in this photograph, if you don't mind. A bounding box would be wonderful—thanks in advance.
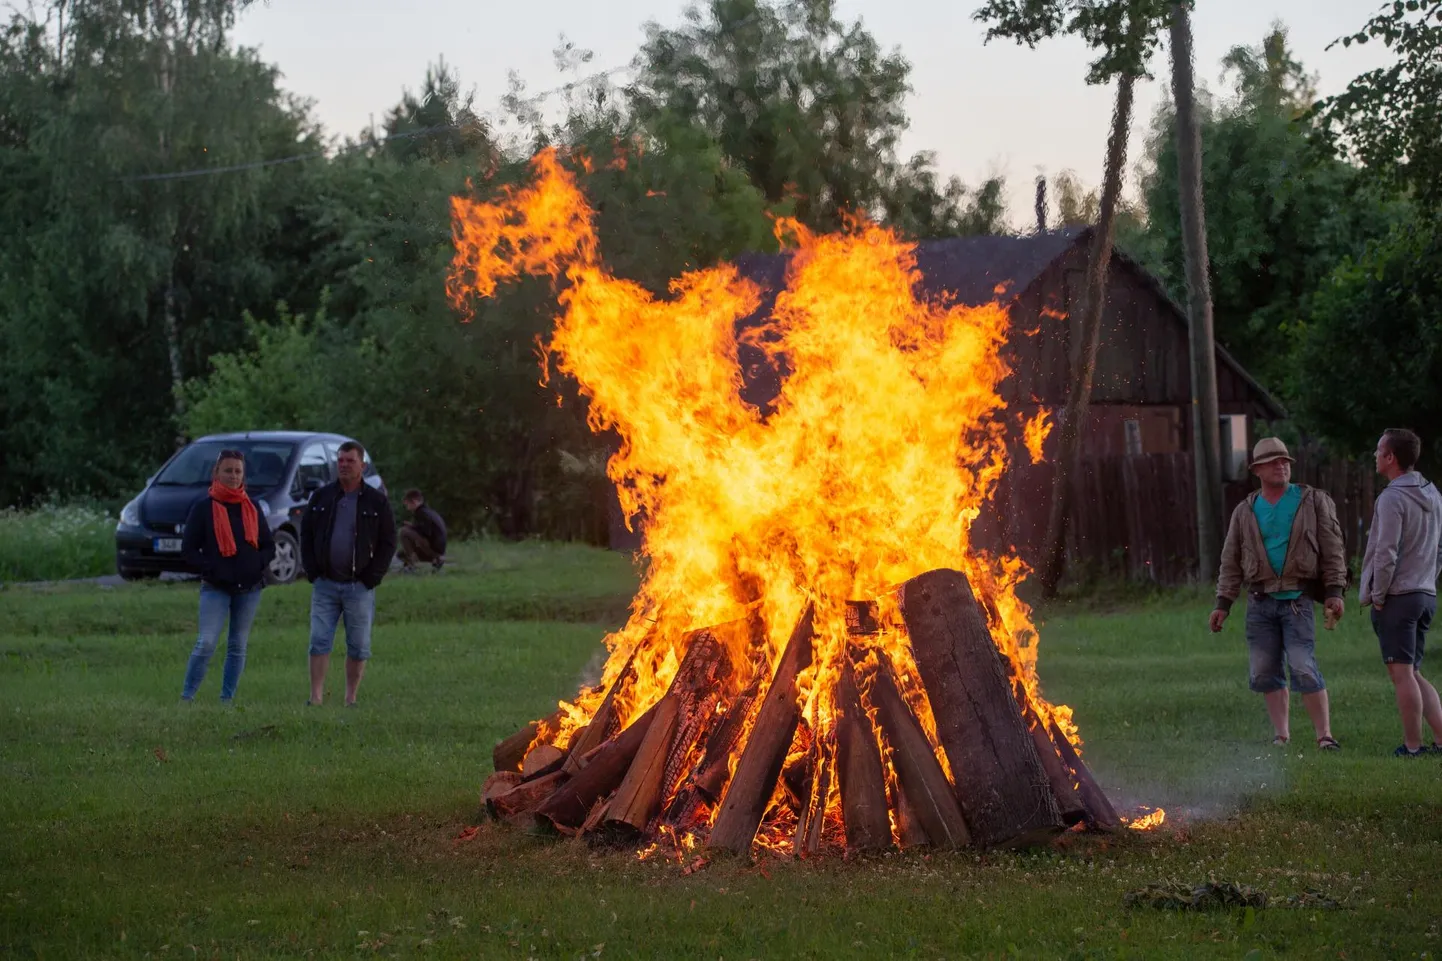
[2,545,1440,960]
[0,504,116,582]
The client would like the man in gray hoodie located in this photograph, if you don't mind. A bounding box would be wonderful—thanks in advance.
[1359,428,1442,757]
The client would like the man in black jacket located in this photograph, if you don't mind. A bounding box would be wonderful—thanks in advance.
[300,441,396,706]
[398,488,448,572]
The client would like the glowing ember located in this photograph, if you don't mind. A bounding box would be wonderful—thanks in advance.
[453,148,1094,853]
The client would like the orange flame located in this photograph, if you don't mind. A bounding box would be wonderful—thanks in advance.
[1126,807,1167,831]
[449,148,1079,839]
[1023,409,1052,464]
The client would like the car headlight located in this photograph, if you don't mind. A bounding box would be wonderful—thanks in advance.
[119,498,141,527]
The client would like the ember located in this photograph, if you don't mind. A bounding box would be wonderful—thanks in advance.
[452,149,1123,856]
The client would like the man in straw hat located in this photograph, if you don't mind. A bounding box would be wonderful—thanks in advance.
[1210,437,1347,750]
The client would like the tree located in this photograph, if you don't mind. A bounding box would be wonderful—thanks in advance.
[1136,25,1404,389]
[632,0,1006,236]
[1168,1,1223,583]
[974,0,1175,596]
[1289,222,1442,471]
[1315,0,1442,218]
[0,0,319,504]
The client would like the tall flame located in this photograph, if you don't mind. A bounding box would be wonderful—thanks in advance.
[449,149,1078,832]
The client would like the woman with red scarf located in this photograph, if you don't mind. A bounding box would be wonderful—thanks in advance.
[179,449,276,703]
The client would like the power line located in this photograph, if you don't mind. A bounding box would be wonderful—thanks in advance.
[117,63,634,184]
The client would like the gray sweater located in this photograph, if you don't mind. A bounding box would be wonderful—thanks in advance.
[1359,472,1442,604]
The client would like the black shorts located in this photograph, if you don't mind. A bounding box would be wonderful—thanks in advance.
[1370,591,1436,668]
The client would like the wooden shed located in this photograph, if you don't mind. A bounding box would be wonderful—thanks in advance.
[610,228,1288,583]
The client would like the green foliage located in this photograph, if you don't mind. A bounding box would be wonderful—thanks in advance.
[631,0,1007,235]
[1133,26,1405,389]
[1289,221,1442,469]
[179,303,346,437]
[0,504,116,582]
[973,0,1178,83]
[0,0,320,505]
[1315,0,1442,216]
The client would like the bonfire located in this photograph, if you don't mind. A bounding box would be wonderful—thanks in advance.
[449,149,1146,857]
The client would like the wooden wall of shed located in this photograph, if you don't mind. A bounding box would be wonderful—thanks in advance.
[999,247,1276,451]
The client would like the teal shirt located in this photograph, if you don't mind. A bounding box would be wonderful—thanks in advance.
[1252,484,1303,600]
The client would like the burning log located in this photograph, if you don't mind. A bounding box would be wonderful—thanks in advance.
[488,769,569,825]
[899,569,1064,848]
[521,744,566,779]
[863,652,970,848]
[1023,705,1087,827]
[602,623,741,841]
[892,783,930,849]
[1048,719,1121,832]
[533,705,658,831]
[836,662,891,853]
[707,603,815,855]
[662,671,764,828]
[563,649,640,774]
[481,771,524,808]
[792,731,834,856]
[602,697,681,839]
[493,709,562,773]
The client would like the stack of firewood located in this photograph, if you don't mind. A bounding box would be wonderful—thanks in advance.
[483,569,1119,855]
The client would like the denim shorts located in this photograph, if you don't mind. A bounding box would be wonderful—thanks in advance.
[1244,594,1325,694]
[1370,591,1435,668]
[308,577,375,660]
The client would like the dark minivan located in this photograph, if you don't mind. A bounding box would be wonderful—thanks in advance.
[115,431,386,583]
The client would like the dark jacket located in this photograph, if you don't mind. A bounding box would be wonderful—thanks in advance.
[409,504,448,555]
[182,494,276,594]
[300,481,396,589]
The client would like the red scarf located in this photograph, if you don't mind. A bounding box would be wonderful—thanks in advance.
[209,481,259,557]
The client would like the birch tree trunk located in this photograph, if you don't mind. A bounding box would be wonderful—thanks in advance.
[1170,2,1224,583]
[1037,71,1137,597]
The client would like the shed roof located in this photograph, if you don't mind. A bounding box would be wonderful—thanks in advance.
[732,226,1287,421]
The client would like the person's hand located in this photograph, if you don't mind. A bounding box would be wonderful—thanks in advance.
[1209,609,1228,633]
[1325,597,1344,619]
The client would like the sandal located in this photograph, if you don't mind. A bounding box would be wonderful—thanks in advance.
[1271,735,1290,746]
[1316,736,1341,751]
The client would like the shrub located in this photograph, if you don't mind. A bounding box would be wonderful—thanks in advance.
[0,503,117,583]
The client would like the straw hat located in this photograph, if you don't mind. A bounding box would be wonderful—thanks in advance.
[1250,437,1294,468]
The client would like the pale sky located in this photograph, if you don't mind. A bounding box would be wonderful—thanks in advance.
[233,0,1389,225]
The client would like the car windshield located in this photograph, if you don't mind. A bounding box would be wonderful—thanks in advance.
[153,441,296,489]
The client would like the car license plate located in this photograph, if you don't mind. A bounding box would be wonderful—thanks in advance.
[153,537,183,553]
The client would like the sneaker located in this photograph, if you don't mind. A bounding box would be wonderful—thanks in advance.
[1393,745,1426,758]
[1271,735,1290,746]
[432,557,445,572]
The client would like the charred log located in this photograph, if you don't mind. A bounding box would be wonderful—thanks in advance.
[533,705,658,831]
[864,652,970,848]
[836,662,891,852]
[707,603,815,855]
[1048,719,1121,832]
[899,568,1064,848]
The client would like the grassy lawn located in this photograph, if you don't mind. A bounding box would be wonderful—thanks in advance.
[2,544,1440,960]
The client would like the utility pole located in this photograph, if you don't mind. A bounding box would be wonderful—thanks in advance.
[1169,2,1224,582]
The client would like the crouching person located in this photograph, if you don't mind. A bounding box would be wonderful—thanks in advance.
[398,488,447,573]
[180,449,275,704]
[300,442,396,706]
[1209,438,1346,750]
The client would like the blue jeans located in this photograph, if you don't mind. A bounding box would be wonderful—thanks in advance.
[182,585,262,701]
[1245,594,1326,694]
[308,578,375,661]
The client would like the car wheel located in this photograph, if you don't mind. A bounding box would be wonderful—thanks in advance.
[267,530,300,585]
[118,567,160,582]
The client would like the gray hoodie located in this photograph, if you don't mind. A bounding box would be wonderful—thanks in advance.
[1359,472,1442,604]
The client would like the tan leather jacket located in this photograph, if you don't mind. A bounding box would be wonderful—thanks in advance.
[1215,485,1347,611]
